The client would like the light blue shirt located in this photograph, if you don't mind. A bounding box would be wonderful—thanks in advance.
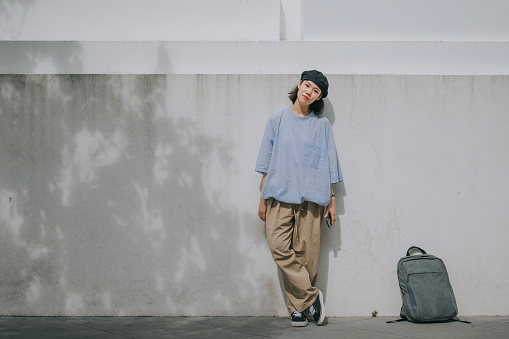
[255,108,343,206]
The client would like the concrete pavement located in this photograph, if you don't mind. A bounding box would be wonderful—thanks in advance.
[1,316,508,338]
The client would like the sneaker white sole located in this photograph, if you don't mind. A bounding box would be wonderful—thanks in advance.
[316,290,325,325]
[291,319,308,327]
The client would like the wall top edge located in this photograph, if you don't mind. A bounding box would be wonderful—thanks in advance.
[1,40,509,43]
[1,41,508,75]
[2,73,509,77]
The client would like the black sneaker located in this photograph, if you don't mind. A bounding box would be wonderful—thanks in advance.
[309,290,325,325]
[291,311,308,327]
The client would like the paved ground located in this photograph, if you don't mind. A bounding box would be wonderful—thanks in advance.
[0,316,508,338]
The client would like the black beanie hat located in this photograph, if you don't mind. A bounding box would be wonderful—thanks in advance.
[300,70,328,98]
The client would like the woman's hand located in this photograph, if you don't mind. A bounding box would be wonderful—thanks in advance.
[325,196,337,226]
[258,173,268,222]
[258,198,267,222]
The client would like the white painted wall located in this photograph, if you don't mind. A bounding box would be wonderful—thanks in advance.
[1,74,509,316]
[304,0,509,41]
[2,0,508,42]
[1,41,508,75]
[280,0,303,40]
[0,0,280,41]
[1,0,508,75]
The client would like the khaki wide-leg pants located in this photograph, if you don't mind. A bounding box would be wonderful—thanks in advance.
[265,198,325,314]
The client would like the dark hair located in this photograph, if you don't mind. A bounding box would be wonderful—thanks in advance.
[288,85,325,115]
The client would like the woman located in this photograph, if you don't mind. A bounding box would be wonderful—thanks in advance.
[255,70,343,327]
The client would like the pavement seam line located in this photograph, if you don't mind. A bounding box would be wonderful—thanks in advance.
[193,318,273,338]
[53,317,136,339]
[340,322,420,339]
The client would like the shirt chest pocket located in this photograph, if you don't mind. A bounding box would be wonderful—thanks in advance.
[303,144,327,169]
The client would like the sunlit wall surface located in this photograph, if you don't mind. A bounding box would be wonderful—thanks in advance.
[303,0,509,41]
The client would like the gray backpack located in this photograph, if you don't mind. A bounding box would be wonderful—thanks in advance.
[389,246,469,323]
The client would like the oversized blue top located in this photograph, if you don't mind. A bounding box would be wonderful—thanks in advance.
[255,108,343,206]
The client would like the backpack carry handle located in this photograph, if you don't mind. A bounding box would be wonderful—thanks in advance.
[406,246,426,256]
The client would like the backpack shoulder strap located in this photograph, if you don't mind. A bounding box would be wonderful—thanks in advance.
[386,318,406,323]
[451,318,472,324]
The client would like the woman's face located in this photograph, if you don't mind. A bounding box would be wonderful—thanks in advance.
[297,80,322,105]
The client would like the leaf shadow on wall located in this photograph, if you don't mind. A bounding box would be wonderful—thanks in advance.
[0,1,36,40]
[0,74,266,316]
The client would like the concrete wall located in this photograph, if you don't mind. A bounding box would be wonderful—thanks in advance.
[0,0,280,41]
[1,0,509,317]
[2,0,508,42]
[1,74,509,316]
[1,0,508,75]
[2,41,509,75]
[304,0,509,41]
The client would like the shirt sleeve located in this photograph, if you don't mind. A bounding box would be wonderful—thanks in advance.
[327,123,343,184]
[255,115,277,174]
